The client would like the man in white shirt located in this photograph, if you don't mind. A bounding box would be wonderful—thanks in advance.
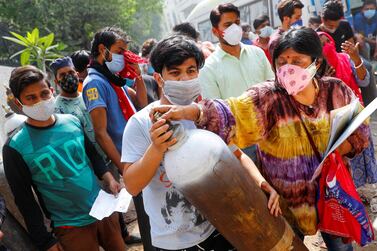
[199,3,274,99]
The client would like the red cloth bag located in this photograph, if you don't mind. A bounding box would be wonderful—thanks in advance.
[317,150,374,246]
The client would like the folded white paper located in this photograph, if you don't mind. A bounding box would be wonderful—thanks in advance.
[89,188,132,220]
[311,97,377,181]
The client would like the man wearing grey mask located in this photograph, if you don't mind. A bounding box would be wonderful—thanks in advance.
[120,35,234,251]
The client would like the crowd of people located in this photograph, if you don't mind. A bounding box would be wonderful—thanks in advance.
[2,0,377,251]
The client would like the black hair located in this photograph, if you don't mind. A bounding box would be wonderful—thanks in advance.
[90,26,128,58]
[173,22,199,41]
[70,50,90,72]
[141,38,158,58]
[150,35,205,74]
[277,0,304,22]
[308,15,321,25]
[322,0,344,21]
[241,23,251,32]
[253,15,270,30]
[210,3,240,27]
[9,65,51,99]
[272,27,323,71]
[363,0,377,7]
[127,42,140,54]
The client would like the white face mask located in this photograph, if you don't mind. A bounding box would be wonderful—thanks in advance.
[22,97,56,121]
[324,25,337,34]
[162,77,201,105]
[248,31,258,41]
[105,49,125,73]
[259,26,274,38]
[222,23,243,46]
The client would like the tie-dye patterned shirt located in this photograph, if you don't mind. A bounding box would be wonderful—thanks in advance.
[197,77,369,235]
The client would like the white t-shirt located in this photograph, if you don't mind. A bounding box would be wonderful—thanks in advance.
[121,101,215,249]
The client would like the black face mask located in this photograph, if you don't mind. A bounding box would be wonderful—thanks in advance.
[59,74,79,93]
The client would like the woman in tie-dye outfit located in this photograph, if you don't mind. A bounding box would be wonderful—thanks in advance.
[153,28,369,250]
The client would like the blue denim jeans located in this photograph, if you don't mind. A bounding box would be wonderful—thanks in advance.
[321,232,353,251]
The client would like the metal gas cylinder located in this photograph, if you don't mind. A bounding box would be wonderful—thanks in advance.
[163,123,308,251]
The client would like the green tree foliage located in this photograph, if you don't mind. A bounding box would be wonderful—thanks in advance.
[3,28,66,72]
[0,0,163,60]
[128,1,164,45]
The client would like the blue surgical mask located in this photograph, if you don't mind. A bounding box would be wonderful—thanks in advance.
[364,9,376,19]
[147,64,155,75]
[291,19,303,28]
[105,49,124,73]
[125,78,135,87]
[259,26,274,38]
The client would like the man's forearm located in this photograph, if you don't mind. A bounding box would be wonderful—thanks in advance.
[135,77,148,108]
[95,131,123,172]
[123,144,164,196]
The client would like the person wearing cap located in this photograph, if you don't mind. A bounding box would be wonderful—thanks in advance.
[51,57,104,161]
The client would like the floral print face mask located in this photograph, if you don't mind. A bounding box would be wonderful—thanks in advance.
[277,61,317,96]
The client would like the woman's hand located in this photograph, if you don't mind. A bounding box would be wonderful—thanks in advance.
[341,41,361,64]
[261,181,282,217]
[150,118,177,154]
[325,64,336,77]
[150,104,199,122]
[337,140,353,156]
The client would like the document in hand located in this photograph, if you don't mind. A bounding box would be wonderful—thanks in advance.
[89,188,132,220]
[311,97,377,181]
